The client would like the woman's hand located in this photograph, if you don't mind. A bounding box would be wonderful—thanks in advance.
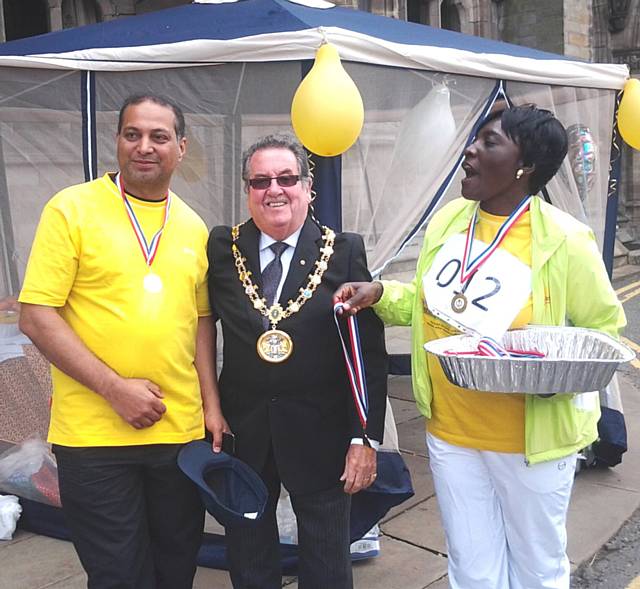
[333,281,383,315]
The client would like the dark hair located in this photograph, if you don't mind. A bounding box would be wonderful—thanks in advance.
[117,94,186,140]
[479,104,568,194]
[241,134,311,191]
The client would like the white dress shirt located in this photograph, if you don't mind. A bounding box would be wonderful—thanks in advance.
[258,227,302,303]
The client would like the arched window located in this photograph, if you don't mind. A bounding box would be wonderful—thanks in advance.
[441,0,461,32]
[3,0,48,40]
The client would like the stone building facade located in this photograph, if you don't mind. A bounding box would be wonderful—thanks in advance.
[1,0,638,242]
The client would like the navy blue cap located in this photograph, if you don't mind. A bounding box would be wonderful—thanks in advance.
[178,440,268,527]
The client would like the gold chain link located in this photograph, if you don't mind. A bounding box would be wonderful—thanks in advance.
[231,224,336,328]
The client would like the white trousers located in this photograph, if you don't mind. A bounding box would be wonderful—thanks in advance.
[427,433,577,589]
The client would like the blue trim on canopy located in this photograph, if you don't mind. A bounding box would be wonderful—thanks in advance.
[0,0,571,63]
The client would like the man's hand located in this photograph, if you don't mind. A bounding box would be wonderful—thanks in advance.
[340,444,377,495]
[204,407,232,453]
[333,281,383,316]
[103,378,166,429]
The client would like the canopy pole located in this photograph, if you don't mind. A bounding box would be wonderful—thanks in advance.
[310,154,342,231]
[299,59,342,231]
[81,71,97,181]
[603,90,623,278]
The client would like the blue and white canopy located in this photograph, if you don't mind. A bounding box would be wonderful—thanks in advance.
[0,0,625,294]
[0,0,628,88]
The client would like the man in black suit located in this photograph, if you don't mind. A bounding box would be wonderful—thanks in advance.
[207,134,387,589]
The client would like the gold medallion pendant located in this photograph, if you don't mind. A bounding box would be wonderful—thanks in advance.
[451,293,467,314]
[231,223,336,364]
[257,329,293,363]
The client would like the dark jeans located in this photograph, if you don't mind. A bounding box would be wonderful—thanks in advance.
[225,446,352,589]
[53,444,204,589]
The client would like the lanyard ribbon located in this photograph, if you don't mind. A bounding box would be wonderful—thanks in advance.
[116,173,171,267]
[333,303,369,434]
[460,195,532,285]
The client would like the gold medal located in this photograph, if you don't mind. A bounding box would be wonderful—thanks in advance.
[451,293,467,313]
[257,329,293,363]
[143,272,163,293]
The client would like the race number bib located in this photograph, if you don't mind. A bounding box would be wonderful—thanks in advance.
[423,233,531,340]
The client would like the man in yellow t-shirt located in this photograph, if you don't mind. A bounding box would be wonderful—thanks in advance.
[18,95,227,589]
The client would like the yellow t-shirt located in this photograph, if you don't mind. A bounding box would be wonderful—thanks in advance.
[19,173,211,446]
[425,208,532,453]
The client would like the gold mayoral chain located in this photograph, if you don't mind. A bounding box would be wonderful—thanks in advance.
[231,224,336,364]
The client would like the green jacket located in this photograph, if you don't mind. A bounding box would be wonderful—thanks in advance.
[374,196,626,464]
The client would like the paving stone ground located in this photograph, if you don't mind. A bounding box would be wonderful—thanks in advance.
[1,335,639,589]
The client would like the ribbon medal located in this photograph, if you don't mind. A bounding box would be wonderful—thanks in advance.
[459,196,532,298]
[423,195,533,340]
[333,303,369,436]
[117,174,170,294]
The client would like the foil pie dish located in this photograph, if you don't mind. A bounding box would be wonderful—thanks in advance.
[423,326,635,394]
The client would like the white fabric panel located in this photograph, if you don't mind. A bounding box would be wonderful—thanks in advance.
[341,69,496,274]
[0,62,619,300]
[0,28,628,90]
[505,82,615,250]
[0,68,85,299]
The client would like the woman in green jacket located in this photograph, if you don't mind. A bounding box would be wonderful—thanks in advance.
[334,104,626,589]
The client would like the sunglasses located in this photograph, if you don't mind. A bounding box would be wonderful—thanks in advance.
[248,175,300,190]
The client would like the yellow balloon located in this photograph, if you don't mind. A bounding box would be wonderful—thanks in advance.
[291,43,364,157]
[618,78,640,150]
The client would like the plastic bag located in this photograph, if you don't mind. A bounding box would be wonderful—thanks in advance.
[0,437,61,507]
[349,399,414,542]
[276,489,298,545]
[275,489,380,557]
[350,524,380,559]
[0,494,22,540]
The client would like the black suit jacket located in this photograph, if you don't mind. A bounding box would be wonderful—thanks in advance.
[207,216,388,495]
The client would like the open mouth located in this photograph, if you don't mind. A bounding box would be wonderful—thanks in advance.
[266,201,287,208]
[461,162,477,178]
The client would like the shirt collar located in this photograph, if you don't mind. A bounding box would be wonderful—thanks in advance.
[259,225,303,253]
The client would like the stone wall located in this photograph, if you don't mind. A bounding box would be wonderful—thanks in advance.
[498,0,586,57]
[500,0,563,54]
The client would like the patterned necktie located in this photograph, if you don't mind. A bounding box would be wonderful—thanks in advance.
[261,242,289,308]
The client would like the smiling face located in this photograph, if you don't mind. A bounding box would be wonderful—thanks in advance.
[117,100,186,199]
[246,147,312,240]
[461,117,529,215]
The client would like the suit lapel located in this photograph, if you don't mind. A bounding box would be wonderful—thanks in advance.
[280,217,323,304]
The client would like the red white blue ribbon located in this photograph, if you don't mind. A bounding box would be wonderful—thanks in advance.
[459,195,532,284]
[116,173,171,267]
[476,336,509,357]
[445,336,545,359]
[333,303,369,432]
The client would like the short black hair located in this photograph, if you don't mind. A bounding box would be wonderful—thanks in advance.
[479,104,568,194]
[241,134,311,191]
[117,94,186,140]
